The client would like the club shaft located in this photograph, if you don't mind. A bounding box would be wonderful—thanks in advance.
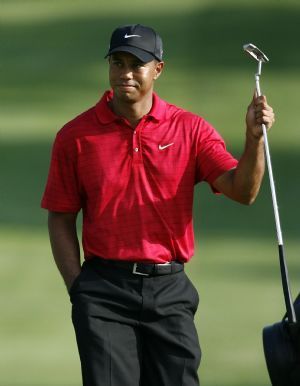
[255,73,283,245]
[255,63,296,324]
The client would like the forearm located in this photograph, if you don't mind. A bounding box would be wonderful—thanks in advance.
[232,133,265,204]
[48,211,81,291]
[213,92,275,204]
[213,133,265,205]
[230,93,274,204]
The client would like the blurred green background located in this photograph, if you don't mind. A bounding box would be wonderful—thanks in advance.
[1,0,299,385]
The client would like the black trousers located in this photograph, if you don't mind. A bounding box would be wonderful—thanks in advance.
[70,258,201,386]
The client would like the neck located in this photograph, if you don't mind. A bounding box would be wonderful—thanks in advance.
[110,92,153,128]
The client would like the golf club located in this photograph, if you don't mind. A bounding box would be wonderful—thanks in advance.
[243,43,296,324]
[243,43,300,386]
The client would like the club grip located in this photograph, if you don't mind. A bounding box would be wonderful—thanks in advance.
[278,244,297,324]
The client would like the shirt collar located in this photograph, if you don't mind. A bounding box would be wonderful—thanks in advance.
[149,92,167,122]
[95,90,166,125]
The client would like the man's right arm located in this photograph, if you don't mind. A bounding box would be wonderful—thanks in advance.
[48,211,81,292]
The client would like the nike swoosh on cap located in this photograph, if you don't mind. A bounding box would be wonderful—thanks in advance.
[158,143,174,150]
[124,34,142,38]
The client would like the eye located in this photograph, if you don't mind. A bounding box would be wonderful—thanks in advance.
[133,61,145,69]
[111,59,122,67]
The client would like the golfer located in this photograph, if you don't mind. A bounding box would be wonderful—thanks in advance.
[41,24,275,386]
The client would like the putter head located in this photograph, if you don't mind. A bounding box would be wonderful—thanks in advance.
[243,43,269,63]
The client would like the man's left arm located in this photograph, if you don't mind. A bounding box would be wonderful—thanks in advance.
[212,95,275,205]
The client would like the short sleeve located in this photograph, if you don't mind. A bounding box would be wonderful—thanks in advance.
[195,120,238,188]
[41,134,82,212]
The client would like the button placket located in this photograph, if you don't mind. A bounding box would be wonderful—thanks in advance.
[132,130,139,156]
[132,122,145,164]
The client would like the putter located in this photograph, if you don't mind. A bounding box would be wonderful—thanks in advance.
[244,43,300,386]
[243,43,296,325]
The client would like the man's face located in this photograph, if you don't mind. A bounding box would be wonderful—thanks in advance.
[109,52,164,103]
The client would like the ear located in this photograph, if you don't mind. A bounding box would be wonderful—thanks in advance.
[153,61,164,80]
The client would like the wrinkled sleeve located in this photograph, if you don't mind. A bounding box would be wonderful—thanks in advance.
[195,119,238,190]
[41,133,82,212]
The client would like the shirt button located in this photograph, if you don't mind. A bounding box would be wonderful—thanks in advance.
[133,131,137,135]
[134,147,139,152]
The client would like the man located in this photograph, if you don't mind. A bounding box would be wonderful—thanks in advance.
[42,24,275,386]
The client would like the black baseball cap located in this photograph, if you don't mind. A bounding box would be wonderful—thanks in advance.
[105,24,163,63]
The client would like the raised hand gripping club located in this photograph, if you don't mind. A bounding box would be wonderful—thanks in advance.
[243,43,296,325]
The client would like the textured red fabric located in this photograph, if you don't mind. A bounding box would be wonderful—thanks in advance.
[42,91,238,263]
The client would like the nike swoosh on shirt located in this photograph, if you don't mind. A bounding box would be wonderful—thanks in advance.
[158,143,174,150]
[124,34,141,38]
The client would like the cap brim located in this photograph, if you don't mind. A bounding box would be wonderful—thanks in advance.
[105,46,155,63]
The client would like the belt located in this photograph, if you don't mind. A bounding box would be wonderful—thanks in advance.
[88,257,184,277]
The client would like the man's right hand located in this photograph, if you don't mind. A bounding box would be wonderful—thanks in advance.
[48,211,82,294]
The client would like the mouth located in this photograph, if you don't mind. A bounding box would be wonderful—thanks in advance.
[117,83,137,90]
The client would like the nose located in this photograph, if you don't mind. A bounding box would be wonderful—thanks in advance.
[119,65,133,80]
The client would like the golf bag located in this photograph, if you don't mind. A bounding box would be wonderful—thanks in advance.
[263,294,300,385]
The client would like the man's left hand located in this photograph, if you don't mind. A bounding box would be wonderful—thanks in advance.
[246,94,275,139]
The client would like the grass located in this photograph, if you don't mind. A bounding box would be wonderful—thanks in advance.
[1,0,300,385]
[1,229,298,386]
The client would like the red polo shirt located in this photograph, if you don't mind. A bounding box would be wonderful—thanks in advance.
[41,91,238,263]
